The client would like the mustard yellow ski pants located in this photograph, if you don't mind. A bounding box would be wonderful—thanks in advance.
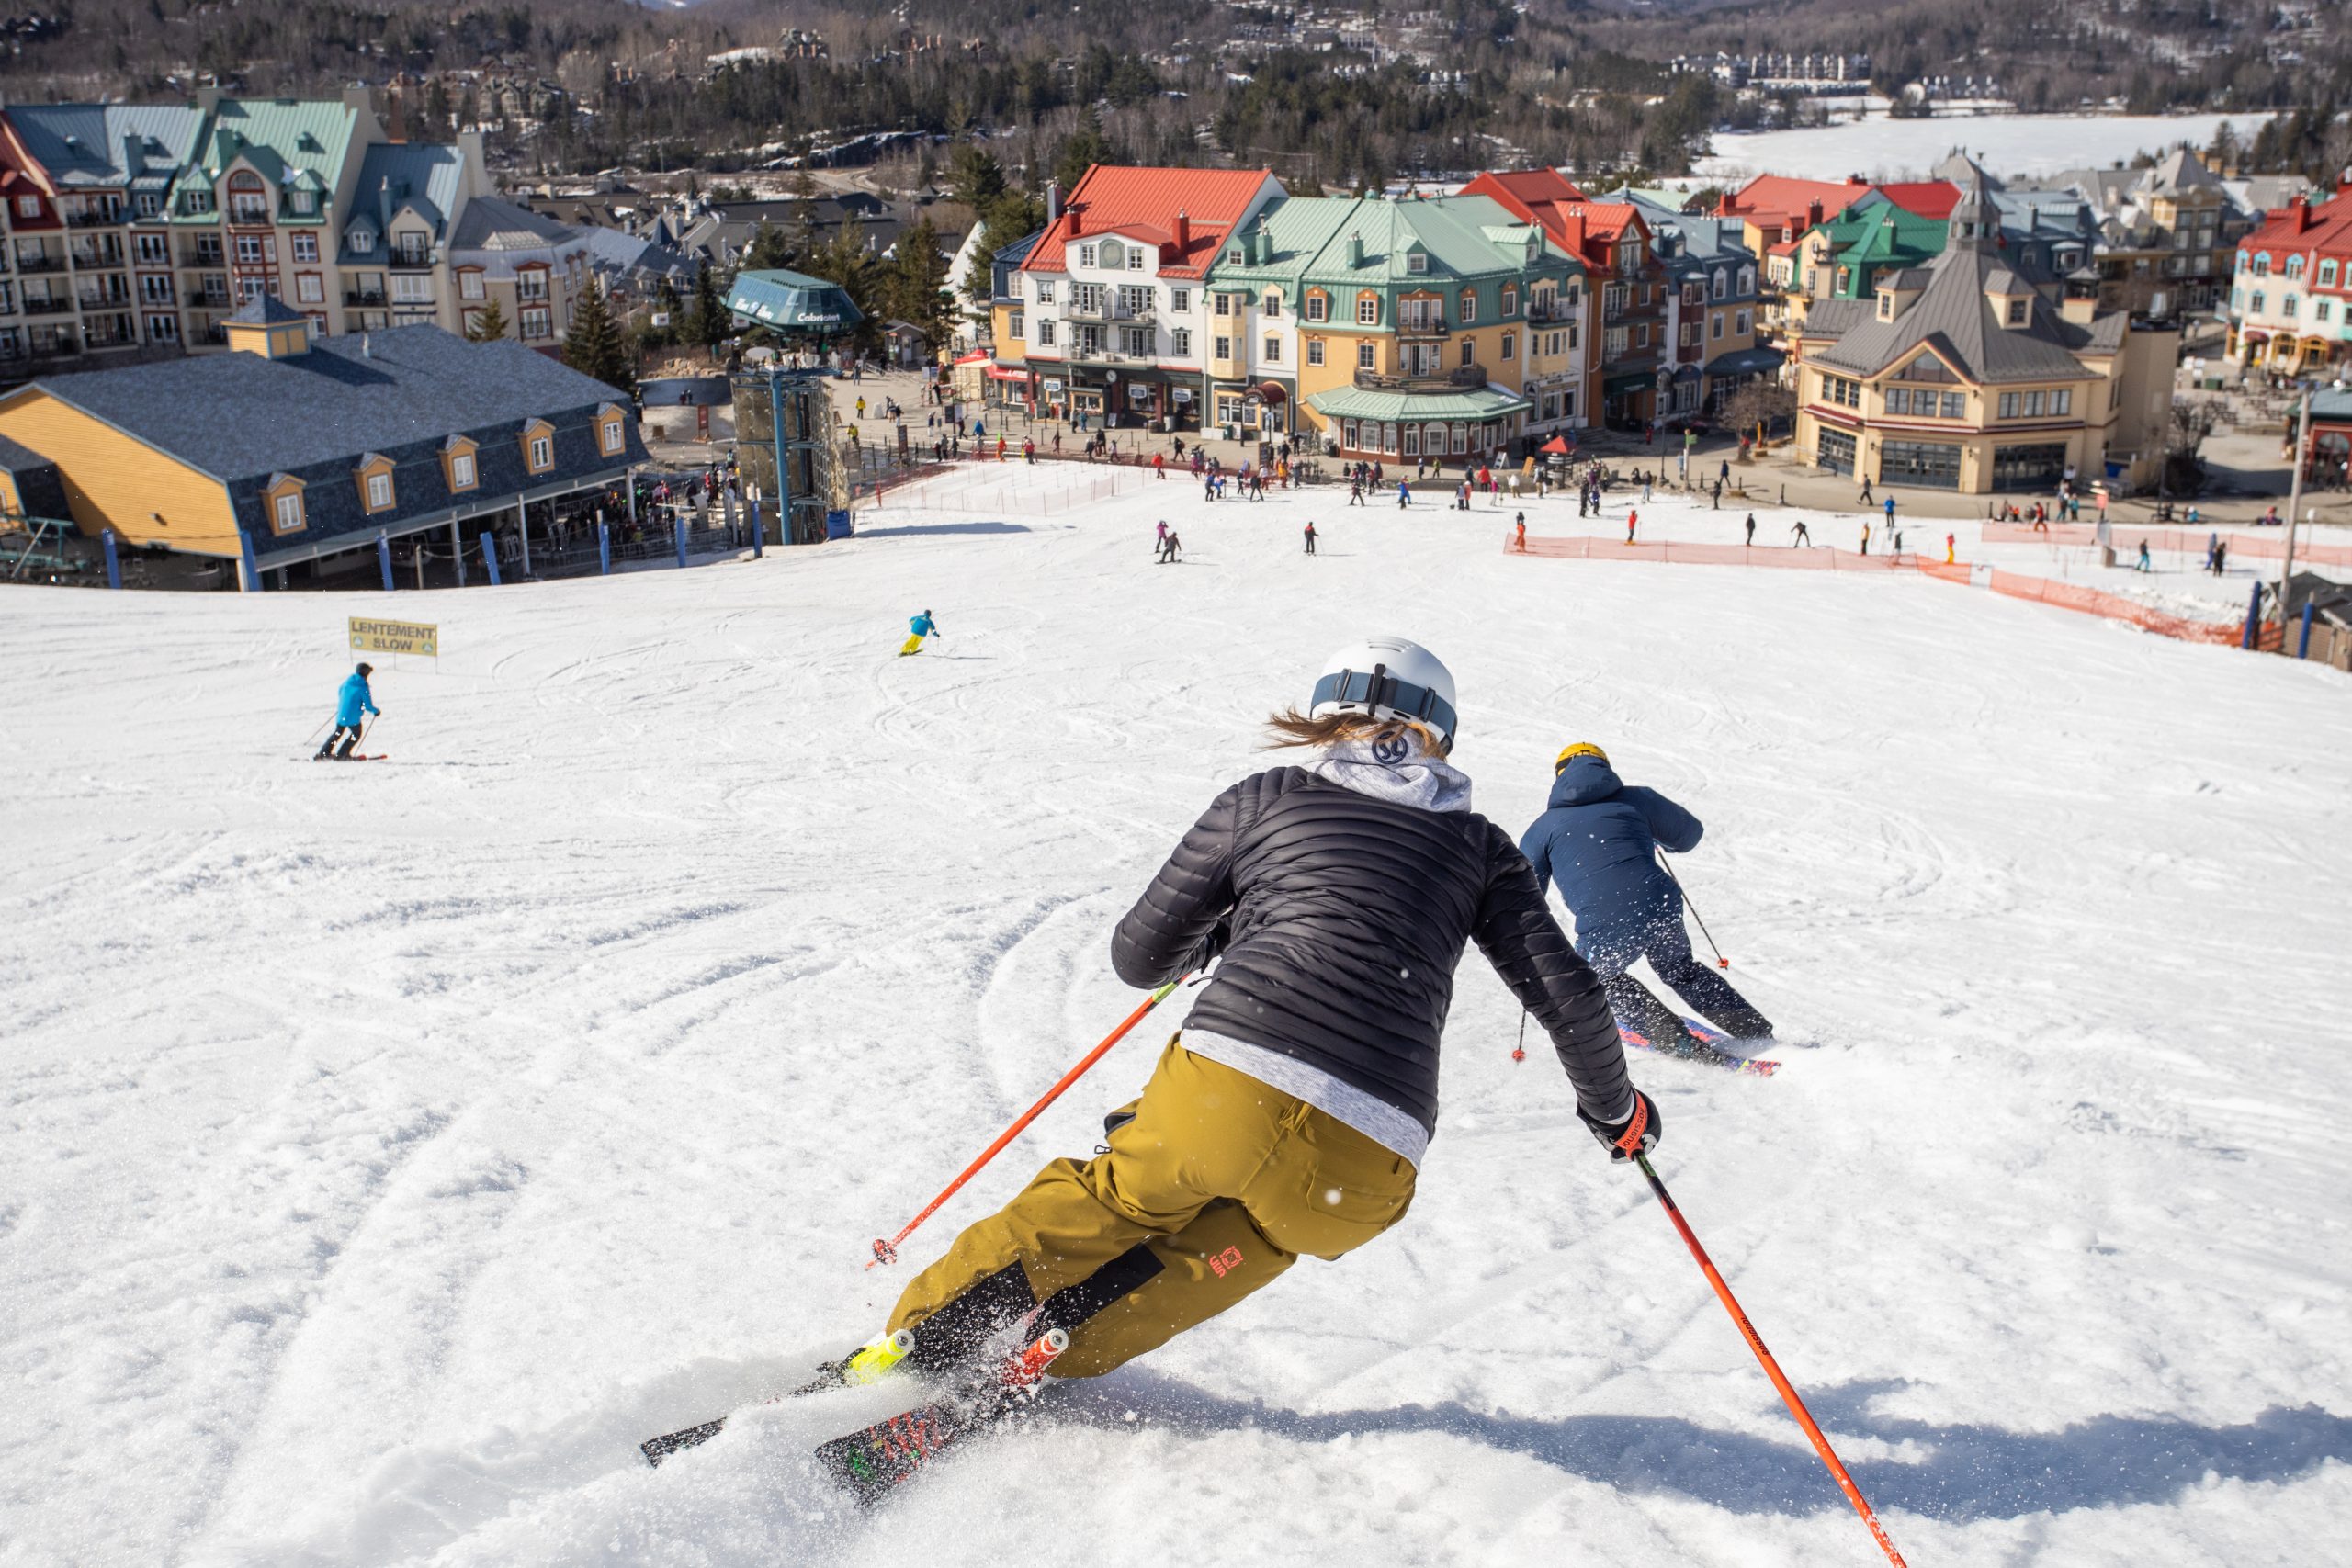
[886,1038,1417,1377]
[898,633,926,656]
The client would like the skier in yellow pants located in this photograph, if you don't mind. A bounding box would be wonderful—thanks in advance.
[899,609,938,657]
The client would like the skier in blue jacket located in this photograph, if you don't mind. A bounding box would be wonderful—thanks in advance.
[1520,743,1772,1046]
[899,610,940,657]
[315,662,379,760]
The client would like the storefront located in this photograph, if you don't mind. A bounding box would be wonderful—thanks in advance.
[1989,441,2070,491]
[1880,437,1962,489]
[1304,383,1532,460]
[983,361,1034,410]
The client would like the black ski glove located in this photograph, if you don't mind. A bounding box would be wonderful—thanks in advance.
[1577,1089,1662,1163]
[1184,916,1233,976]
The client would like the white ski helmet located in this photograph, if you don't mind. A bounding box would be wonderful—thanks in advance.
[1308,636,1460,751]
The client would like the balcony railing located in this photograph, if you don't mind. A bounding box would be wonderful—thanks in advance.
[1066,298,1155,323]
[29,334,79,357]
[65,209,119,229]
[15,254,66,275]
[345,288,388,306]
[1396,317,1450,339]
[179,249,226,269]
[21,298,74,318]
[191,289,232,309]
[71,249,127,270]
[1526,303,1578,323]
[1353,364,1487,391]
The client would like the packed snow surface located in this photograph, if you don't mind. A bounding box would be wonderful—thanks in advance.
[1700,112,2277,184]
[4,470,2349,1567]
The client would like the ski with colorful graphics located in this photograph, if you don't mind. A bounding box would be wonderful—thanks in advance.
[310,754,389,762]
[1620,1018,1780,1077]
[814,1328,1069,1502]
[640,1330,915,1467]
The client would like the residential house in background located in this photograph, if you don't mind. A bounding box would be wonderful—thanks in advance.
[1607,190,1779,417]
[2031,148,2264,320]
[981,229,1039,411]
[1791,185,2177,494]
[338,140,471,335]
[1013,164,1284,432]
[450,197,594,351]
[2229,186,2352,377]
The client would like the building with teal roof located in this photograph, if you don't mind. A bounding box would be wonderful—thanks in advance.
[1205,192,1585,458]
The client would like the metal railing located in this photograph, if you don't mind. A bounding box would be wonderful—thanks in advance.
[1396,317,1450,339]
[14,254,65,275]
[1353,364,1488,391]
[1066,298,1155,323]
[344,289,388,306]
[20,298,74,318]
[28,335,79,357]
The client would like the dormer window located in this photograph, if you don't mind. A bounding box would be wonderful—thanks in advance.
[520,419,556,475]
[1877,290,1894,321]
[265,473,306,535]
[350,229,375,254]
[597,404,628,457]
[2006,298,2027,325]
[1407,251,1429,275]
[355,454,397,514]
[288,190,316,216]
[1227,245,1244,265]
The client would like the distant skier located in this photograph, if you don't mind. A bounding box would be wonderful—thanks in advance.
[1860,522,1871,556]
[2211,537,2228,576]
[1521,742,1774,1048]
[1791,520,1812,547]
[1159,529,1182,564]
[1744,513,1756,546]
[1945,532,1957,565]
[828,637,1648,1393]
[1514,512,1527,551]
[314,661,379,761]
[899,610,940,657]
[1156,520,1169,558]
[1303,519,1317,555]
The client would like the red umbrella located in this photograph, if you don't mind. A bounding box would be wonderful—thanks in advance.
[1539,434,1574,455]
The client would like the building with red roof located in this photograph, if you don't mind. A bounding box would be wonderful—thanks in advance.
[2227,186,2352,377]
[1006,164,1282,429]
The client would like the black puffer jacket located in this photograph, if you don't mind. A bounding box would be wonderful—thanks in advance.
[1111,767,1631,1135]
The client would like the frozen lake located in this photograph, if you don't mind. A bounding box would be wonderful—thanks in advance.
[1699,111,2277,185]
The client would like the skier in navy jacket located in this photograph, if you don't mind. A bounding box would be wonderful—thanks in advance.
[1520,743,1773,1046]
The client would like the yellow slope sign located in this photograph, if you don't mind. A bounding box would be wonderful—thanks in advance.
[348,616,439,658]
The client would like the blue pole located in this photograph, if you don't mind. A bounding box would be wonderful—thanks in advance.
[101,527,120,590]
[238,528,261,592]
[378,532,394,592]
[751,497,763,558]
[598,520,611,575]
[481,533,502,586]
[2300,599,2315,660]
[2241,581,2263,650]
[675,508,689,568]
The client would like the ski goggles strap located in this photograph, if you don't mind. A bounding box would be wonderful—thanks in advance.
[1312,666,1457,746]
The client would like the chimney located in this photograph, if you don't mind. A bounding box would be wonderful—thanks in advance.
[1344,231,1363,268]
[1045,180,1060,222]
[1174,209,1189,251]
[2295,196,2314,233]
[1805,198,1823,231]
[1067,204,1081,237]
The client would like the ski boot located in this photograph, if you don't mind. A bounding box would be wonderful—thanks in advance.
[814,1326,1069,1501]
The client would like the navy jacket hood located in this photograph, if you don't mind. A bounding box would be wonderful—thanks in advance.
[1548,754,1623,808]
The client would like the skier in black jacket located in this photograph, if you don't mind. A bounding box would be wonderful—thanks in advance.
[861,636,1657,1384]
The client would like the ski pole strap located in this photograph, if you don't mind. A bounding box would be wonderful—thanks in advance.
[1611,1096,1650,1155]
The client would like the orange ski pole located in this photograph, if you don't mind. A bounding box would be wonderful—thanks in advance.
[867,977,1182,1268]
[1634,1154,1909,1567]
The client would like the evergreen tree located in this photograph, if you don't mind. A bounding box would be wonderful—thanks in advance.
[950,146,1008,210]
[684,263,730,362]
[465,296,509,343]
[790,165,823,264]
[890,216,951,344]
[562,278,634,398]
[746,220,793,270]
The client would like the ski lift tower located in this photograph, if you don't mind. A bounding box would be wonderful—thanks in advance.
[725,268,864,546]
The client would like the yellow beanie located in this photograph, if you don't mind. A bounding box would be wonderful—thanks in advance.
[1554,741,1609,773]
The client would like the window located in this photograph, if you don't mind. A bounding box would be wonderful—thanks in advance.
[2321,260,2340,288]
[1500,331,1515,360]
[2320,301,2335,324]
[1261,291,1280,318]
[522,422,556,473]
[295,274,322,304]
[292,233,318,263]
[146,313,179,344]
[1119,326,1151,356]
[2254,254,2270,276]
[1605,326,1628,358]
[1881,438,1962,489]
[184,188,214,216]
[1214,334,1232,361]
[366,471,394,511]
[231,190,268,223]
[460,271,484,300]
[2283,294,2299,319]
[139,274,175,304]
[519,307,551,340]
[1009,310,1024,340]
[1170,288,1189,313]
[2052,389,2071,415]
[1997,389,2066,419]
[1736,309,1751,334]
[348,228,374,254]
[1035,280,1054,304]
[601,412,626,455]
[2006,298,2027,324]
[1712,313,1724,340]
[135,233,170,265]
[516,271,548,301]
[2286,256,2305,280]
[449,450,477,491]
[1356,294,1379,325]
[1127,248,1144,271]
[1459,339,1475,367]
[2251,290,2266,313]
[1816,428,1857,474]
[1739,266,1755,294]
[1262,335,1280,363]
[1501,284,1518,316]
[1822,374,1861,409]
[15,195,37,218]
[1079,243,1097,268]
[238,276,265,303]
[1407,251,1428,274]
[1170,328,1191,355]
[1306,338,1324,366]
[1304,292,1327,322]
[288,190,316,216]
[234,234,269,265]
[1341,419,1359,450]
[1036,319,1055,346]
[1713,270,1729,299]
[392,275,434,303]
[273,490,304,533]
[1459,290,1476,324]
[1357,342,1374,369]
[1226,245,1243,265]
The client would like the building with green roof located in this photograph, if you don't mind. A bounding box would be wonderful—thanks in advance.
[1205,191,1585,460]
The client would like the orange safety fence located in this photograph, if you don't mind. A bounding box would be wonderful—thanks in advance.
[1513,533,2248,648]
[1982,521,2352,566]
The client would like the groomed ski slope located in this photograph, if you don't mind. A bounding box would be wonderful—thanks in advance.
[3,475,2348,1568]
